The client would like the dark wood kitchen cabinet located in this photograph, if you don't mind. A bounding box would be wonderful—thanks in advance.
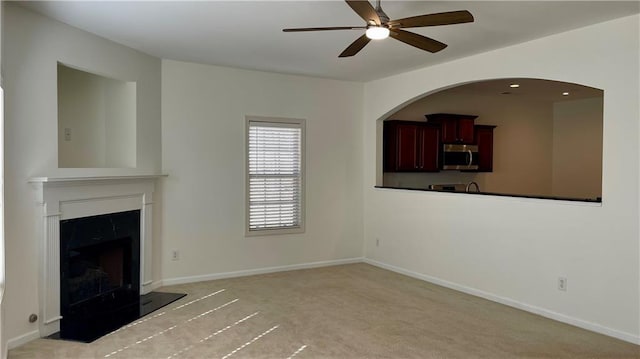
[384,120,440,172]
[474,125,496,172]
[425,113,477,144]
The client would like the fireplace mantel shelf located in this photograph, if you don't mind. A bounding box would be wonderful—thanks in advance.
[29,174,168,183]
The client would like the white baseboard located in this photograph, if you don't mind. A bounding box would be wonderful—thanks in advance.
[161,257,364,287]
[7,330,40,350]
[150,280,163,291]
[363,258,640,345]
[141,280,163,295]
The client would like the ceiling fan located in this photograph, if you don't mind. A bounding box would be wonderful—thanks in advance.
[283,0,474,58]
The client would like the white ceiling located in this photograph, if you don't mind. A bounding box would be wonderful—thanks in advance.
[22,1,640,82]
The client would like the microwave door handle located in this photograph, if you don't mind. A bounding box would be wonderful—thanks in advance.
[467,150,473,166]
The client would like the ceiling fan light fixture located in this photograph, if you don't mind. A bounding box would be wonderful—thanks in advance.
[366,26,390,40]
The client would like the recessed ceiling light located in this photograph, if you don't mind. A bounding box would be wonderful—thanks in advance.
[509,84,520,88]
[562,92,570,96]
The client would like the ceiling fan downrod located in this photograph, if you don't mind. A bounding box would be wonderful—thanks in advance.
[374,0,390,24]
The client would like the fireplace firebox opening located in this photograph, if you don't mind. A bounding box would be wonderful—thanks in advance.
[60,210,141,341]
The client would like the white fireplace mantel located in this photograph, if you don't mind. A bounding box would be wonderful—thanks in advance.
[30,174,166,337]
[29,174,167,183]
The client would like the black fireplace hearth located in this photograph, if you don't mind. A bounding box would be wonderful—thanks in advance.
[58,210,185,342]
[51,291,186,343]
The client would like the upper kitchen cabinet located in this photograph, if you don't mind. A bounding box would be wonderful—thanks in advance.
[474,125,496,172]
[425,113,477,144]
[384,121,440,172]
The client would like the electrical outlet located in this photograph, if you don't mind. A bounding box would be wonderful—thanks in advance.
[376,238,380,247]
[171,250,180,261]
[64,128,72,141]
[558,277,567,291]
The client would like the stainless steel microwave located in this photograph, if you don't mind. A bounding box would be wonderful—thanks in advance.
[442,144,478,170]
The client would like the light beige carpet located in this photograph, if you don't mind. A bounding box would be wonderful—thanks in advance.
[9,263,640,358]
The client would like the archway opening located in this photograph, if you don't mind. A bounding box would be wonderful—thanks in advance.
[378,78,603,202]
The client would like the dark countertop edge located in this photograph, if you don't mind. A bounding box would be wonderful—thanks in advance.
[374,186,602,204]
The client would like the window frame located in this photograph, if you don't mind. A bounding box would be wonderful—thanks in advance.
[245,116,306,237]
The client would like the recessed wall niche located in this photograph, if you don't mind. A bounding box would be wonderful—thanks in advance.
[57,64,136,168]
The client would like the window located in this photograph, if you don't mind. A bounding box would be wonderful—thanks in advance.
[246,117,305,235]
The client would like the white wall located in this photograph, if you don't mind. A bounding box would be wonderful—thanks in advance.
[104,81,136,168]
[384,91,554,196]
[161,60,364,281]
[2,4,161,345]
[363,14,640,343]
[552,97,603,199]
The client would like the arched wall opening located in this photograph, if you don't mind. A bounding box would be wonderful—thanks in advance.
[376,78,603,202]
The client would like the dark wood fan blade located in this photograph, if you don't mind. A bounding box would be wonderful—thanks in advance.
[388,10,474,29]
[345,0,381,25]
[339,34,371,57]
[283,26,366,32]
[390,29,447,53]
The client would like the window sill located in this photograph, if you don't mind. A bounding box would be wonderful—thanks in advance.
[245,227,305,237]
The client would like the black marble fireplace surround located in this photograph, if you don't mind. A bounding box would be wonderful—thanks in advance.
[58,210,185,342]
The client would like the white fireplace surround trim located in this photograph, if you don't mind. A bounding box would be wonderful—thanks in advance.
[30,174,166,337]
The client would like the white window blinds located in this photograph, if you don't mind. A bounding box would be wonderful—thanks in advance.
[248,120,303,232]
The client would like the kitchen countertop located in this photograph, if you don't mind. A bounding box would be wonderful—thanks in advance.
[374,186,602,203]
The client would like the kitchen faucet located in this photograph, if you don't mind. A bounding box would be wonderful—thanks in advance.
[466,181,480,193]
